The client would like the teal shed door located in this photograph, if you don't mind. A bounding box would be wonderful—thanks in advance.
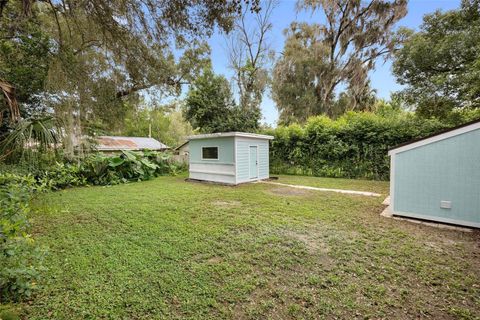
[249,146,258,179]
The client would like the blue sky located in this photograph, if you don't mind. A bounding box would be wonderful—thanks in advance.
[207,0,461,125]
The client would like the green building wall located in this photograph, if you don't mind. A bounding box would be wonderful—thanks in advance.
[392,128,480,227]
[189,137,235,165]
[188,135,271,184]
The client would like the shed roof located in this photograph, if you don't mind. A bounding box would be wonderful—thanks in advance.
[175,141,189,150]
[187,132,274,140]
[96,136,169,151]
[388,118,480,156]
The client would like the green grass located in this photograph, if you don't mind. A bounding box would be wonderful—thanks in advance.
[275,174,390,195]
[17,176,480,319]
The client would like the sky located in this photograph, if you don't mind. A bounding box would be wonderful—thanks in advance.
[207,0,461,125]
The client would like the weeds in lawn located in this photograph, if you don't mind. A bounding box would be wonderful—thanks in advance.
[8,176,479,319]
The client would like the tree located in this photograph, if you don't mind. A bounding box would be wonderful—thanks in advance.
[335,80,377,115]
[122,101,192,147]
[272,0,407,124]
[0,4,51,125]
[393,0,480,118]
[184,68,258,133]
[226,0,277,120]
[0,0,259,157]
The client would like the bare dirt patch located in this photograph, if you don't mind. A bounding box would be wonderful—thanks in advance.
[283,229,329,254]
[207,256,223,264]
[212,200,242,207]
[268,187,311,196]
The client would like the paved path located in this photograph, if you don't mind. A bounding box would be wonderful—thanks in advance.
[259,181,381,197]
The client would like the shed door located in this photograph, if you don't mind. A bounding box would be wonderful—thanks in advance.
[249,146,258,179]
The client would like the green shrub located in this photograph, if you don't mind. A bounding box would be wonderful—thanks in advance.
[0,150,181,301]
[37,162,87,190]
[0,236,46,301]
[0,173,45,302]
[266,112,449,180]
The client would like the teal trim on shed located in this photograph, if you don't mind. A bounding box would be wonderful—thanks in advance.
[390,126,480,227]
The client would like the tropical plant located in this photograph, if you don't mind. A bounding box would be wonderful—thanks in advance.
[0,116,59,162]
[38,150,181,188]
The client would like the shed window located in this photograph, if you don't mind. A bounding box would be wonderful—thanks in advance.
[202,147,218,160]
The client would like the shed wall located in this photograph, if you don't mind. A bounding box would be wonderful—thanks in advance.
[392,128,480,227]
[236,137,269,183]
[189,137,235,184]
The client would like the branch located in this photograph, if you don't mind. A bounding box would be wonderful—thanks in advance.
[0,78,21,123]
[115,78,188,98]
[47,0,64,47]
[73,39,102,55]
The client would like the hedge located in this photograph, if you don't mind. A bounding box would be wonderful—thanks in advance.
[265,112,450,180]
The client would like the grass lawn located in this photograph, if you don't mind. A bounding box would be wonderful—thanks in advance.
[19,176,480,319]
[274,174,391,195]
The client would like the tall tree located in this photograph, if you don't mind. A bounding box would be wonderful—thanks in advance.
[122,101,193,147]
[393,0,480,118]
[334,81,377,115]
[272,0,407,124]
[0,2,51,125]
[226,0,277,120]
[184,68,258,133]
[0,0,259,155]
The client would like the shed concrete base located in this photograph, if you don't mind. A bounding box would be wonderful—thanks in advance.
[185,178,271,186]
[381,196,473,232]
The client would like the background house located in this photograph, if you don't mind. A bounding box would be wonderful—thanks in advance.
[95,136,169,153]
[173,141,189,163]
[388,119,480,228]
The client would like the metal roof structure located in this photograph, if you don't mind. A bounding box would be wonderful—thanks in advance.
[174,141,189,150]
[187,132,274,140]
[95,136,169,151]
[388,118,480,155]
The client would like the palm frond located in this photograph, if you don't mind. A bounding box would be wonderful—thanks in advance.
[0,116,59,161]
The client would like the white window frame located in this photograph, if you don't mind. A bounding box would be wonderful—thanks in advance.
[201,146,219,160]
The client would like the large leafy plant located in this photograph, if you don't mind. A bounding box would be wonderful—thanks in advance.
[0,173,46,301]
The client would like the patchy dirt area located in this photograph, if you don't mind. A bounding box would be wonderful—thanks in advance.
[283,229,330,254]
[26,176,480,319]
[268,187,312,196]
[212,200,242,207]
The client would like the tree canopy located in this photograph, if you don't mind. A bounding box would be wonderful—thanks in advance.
[0,0,258,156]
[272,0,407,124]
[184,68,259,133]
[393,0,480,118]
